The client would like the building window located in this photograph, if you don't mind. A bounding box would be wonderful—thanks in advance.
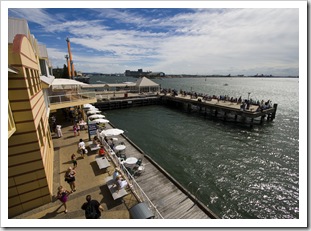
[38,119,44,147]
[25,68,34,96]
[39,59,47,76]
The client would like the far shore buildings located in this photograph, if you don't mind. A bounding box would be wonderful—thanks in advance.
[125,69,165,78]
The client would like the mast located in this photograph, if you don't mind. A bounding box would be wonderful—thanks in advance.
[66,37,75,78]
[65,54,71,78]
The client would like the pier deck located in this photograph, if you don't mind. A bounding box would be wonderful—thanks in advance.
[93,91,277,126]
[106,122,218,219]
[162,94,276,119]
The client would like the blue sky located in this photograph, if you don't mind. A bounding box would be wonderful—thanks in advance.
[7,2,302,76]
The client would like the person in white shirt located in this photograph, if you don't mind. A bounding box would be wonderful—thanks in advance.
[78,139,86,159]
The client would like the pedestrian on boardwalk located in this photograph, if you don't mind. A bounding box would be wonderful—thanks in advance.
[71,153,77,169]
[56,125,63,138]
[57,185,71,214]
[73,124,78,136]
[98,146,106,157]
[81,195,104,219]
[78,138,87,158]
[76,123,80,136]
[64,167,76,192]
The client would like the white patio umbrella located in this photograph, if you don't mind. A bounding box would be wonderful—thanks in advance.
[87,110,101,115]
[100,128,124,137]
[93,118,110,124]
[87,106,99,111]
[88,114,105,119]
[83,103,93,109]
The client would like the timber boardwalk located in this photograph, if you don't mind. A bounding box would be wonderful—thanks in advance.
[108,127,219,219]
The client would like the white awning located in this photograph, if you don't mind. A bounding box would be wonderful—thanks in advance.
[136,77,159,87]
[51,78,88,89]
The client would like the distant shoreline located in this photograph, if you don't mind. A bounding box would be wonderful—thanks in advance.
[83,73,299,79]
[159,75,299,79]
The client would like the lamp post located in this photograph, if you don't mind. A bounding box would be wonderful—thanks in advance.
[248,92,251,101]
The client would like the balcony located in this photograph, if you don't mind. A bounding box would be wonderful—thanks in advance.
[48,92,97,110]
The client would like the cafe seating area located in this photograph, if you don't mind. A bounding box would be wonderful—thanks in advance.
[83,104,155,219]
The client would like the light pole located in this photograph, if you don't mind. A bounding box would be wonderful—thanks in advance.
[248,92,251,101]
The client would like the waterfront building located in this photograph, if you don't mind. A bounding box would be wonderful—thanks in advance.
[8,17,55,218]
[8,17,96,218]
[125,69,165,78]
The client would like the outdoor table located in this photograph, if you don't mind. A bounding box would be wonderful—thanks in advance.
[124,157,138,169]
[79,122,87,130]
[87,141,100,151]
[115,145,126,152]
[95,156,110,170]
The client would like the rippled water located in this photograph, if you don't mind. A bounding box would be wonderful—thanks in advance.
[91,76,299,219]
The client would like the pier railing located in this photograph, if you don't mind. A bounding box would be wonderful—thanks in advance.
[48,92,96,105]
[120,164,165,219]
[99,137,164,219]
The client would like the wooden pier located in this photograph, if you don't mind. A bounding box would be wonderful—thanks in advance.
[161,95,277,127]
[101,122,219,219]
[93,92,277,127]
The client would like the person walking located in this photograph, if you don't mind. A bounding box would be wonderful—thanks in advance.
[81,195,104,219]
[57,185,71,214]
[64,167,76,192]
[78,138,87,159]
[73,124,78,137]
[56,125,63,138]
[76,123,80,136]
[71,153,77,169]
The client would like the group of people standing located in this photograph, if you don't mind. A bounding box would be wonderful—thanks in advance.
[51,109,121,219]
[56,136,108,218]
[56,139,104,218]
[57,185,103,218]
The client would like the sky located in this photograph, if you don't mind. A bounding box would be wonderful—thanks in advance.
[7,3,301,76]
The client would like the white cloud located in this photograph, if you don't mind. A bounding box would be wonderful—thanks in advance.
[14,7,299,75]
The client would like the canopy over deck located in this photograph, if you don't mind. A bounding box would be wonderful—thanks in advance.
[81,77,160,93]
[51,78,88,90]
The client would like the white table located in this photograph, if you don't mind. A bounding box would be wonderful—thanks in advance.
[124,157,138,168]
[115,145,126,152]
[96,156,110,169]
[78,122,87,131]
[87,141,100,151]
[105,176,129,200]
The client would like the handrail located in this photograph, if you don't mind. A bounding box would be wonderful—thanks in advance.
[48,92,96,105]
[97,134,164,219]
[121,165,165,219]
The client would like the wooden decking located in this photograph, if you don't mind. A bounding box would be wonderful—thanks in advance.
[93,91,277,126]
[104,123,218,219]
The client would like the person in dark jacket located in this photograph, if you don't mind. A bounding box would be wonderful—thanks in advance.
[81,195,104,219]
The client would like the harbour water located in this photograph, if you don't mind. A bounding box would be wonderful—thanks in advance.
[90,75,299,219]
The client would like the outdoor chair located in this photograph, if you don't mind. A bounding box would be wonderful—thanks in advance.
[132,158,145,177]
[119,153,127,160]
[133,165,145,177]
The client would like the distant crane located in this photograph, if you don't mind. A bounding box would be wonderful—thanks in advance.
[66,37,75,79]
[65,54,71,78]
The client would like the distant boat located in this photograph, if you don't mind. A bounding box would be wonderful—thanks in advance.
[223,83,229,86]
[74,75,90,84]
